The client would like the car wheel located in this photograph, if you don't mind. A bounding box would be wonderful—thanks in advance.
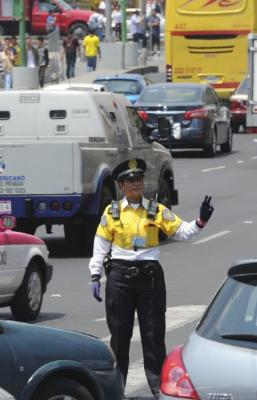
[220,126,233,153]
[158,178,172,241]
[65,186,113,255]
[10,260,43,321]
[32,377,95,400]
[204,130,217,157]
[70,23,88,40]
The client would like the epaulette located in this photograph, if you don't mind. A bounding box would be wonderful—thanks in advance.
[108,200,120,219]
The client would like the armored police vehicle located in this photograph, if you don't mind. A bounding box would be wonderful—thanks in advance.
[0,90,178,254]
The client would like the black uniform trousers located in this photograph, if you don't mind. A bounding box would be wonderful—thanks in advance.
[105,259,166,395]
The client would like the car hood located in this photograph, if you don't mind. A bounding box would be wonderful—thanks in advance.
[0,320,114,370]
[183,331,257,400]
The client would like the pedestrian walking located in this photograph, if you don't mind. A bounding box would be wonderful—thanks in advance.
[82,30,101,72]
[62,33,80,79]
[88,8,105,41]
[0,42,15,89]
[46,10,57,34]
[37,36,49,87]
[10,36,21,66]
[88,158,214,399]
[111,4,122,40]
[130,9,147,48]
[26,37,39,68]
[147,8,161,56]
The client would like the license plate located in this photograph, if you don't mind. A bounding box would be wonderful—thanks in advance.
[0,201,12,215]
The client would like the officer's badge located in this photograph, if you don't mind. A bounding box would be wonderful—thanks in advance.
[128,159,137,171]
[101,215,107,226]
[162,208,175,221]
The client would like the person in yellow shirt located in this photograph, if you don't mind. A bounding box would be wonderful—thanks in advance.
[88,158,214,400]
[82,30,101,72]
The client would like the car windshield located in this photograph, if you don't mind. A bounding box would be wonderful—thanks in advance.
[197,273,257,349]
[58,0,72,10]
[236,77,249,94]
[95,79,141,95]
[138,86,202,103]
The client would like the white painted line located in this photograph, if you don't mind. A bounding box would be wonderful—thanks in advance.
[101,305,205,342]
[49,294,62,298]
[254,139,257,142]
[125,305,206,395]
[243,220,254,224]
[192,230,231,245]
[250,156,257,160]
[237,160,245,164]
[201,166,226,173]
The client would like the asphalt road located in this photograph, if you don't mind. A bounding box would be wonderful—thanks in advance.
[1,133,256,398]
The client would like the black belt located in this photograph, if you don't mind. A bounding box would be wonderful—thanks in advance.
[110,259,160,279]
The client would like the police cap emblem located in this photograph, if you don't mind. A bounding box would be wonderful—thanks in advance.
[128,159,137,171]
[112,158,147,181]
[162,208,175,221]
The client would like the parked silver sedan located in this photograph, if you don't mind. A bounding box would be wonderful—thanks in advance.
[160,259,257,400]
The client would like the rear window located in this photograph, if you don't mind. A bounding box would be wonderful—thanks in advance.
[197,274,257,349]
[94,79,141,95]
[138,86,202,103]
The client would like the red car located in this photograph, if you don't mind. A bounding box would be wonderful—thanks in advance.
[229,76,249,133]
[0,214,52,321]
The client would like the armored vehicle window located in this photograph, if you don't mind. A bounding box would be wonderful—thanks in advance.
[109,112,117,121]
[0,112,10,120]
[50,110,67,119]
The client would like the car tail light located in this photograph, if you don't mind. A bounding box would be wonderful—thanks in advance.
[137,110,149,121]
[229,99,247,111]
[166,64,172,82]
[50,201,60,211]
[184,108,208,120]
[160,346,200,399]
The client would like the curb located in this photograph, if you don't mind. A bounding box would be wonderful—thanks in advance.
[126,65,159,75]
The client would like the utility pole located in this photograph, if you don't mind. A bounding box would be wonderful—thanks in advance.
[13,0,26,66]
[105,0,112,42]
[119,0,127,68]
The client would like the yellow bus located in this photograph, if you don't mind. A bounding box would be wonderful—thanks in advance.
[165,0,257,100]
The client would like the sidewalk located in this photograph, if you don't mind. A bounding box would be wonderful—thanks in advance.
[52,51,165,86]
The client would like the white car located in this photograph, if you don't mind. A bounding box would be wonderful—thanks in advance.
[0,388,15,400]
[0,214,52,321]
[44,83,107,92]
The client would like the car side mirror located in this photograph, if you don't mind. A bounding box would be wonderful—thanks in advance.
[158,117,171,138]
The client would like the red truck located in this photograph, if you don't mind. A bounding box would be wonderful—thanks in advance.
[0,0,92,38]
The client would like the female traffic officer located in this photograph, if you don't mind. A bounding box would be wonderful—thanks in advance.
[88,158,214,400]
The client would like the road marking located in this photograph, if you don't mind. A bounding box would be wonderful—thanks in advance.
[192,230,231,245]
[250,156,257,160]
[101,305,205,342]
[201,166,226,172]
[124,305,206,395]
[243,220,254,224]
[49,294,62,298]
[237,160,245,164]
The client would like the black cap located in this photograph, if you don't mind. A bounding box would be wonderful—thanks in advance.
[112,159,147,181]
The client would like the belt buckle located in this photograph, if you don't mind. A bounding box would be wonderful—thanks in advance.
[123,265,139,278]
[130,266,139,277]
